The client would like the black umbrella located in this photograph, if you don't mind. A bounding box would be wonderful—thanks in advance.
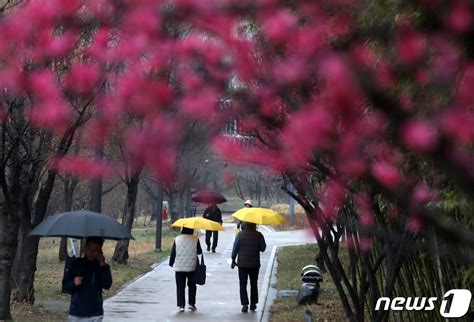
[30,210,134,240]
[191,189,227,204]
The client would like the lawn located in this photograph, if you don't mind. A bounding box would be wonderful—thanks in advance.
[12,221,178,321]
[270,244,347,322]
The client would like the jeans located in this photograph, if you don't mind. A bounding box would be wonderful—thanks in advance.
[238,267,259,306]
[205,230,218,250]
[175,271,197,307]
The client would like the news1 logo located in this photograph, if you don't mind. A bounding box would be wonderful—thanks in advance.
[375,289,472,318]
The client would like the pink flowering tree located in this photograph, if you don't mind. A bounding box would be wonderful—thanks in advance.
[0,0,473,320]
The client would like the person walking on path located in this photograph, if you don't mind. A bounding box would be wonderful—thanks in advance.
[231,222,266,313]
[203,203,222,252]
[63,237,113,322]
[169,227,203,312]
[236,199,253,231]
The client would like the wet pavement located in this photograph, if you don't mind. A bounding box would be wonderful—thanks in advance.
[103,223,316,322]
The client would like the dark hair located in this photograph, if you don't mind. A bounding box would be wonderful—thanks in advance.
[86,237,104,247]
[181,227,194,235]
[242,222,256,231]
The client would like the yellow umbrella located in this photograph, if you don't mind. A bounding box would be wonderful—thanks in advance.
[232,207,285,225]
[171,217,225,231]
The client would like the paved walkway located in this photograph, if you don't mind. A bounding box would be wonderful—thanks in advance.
[104,223,316,321]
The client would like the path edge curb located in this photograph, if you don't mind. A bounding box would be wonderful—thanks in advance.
[258,245,278,322]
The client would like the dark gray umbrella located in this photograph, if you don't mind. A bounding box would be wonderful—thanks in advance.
[191,189,227,204]
[30,210,134,240]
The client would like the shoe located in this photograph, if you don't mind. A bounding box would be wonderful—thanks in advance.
[207,246,210,252]
[241,305,248,313]
[212,249,216,253]
[179,307,185,312]
[250,304,257,311]
[189,305,197,311]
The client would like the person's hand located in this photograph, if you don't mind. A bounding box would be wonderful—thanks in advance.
[231,261,236,269]
[74,276,83,286]
[97,251,106,267]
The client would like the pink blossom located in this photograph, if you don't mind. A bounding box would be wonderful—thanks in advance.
[261,10,296,44]
[374,63,396,88]
[372,162,401,189]
[0,66,23,93]
[28,102,71,132]
[399,94,414,112]
[47,32,76,58]
[446,4,472,33]
[123,7,159,36]
[415,69,430,86]
[441,109,474,143]
[360,211,374,227]
[359,237,373,252]
[401,120,439,152]
[221,171,235,185]
[408,216,423,233]
[413,184,432,205]
[328,13,354,39]
[180,89,219,120]
[28,71,59,101]
[337,157,367,177]
[281,108,333,167]
[67,64,101,94]
[320,179,346,222]
[396,29,427,65]
[344,234,356,249]
[273,58,309,86]
[53,156,112,179]
[320,55,364,112]
[456,63,474,106]
[211,136,244,161]
[350,44,377,69]
[431,36,460,80]
[86,28,112,62]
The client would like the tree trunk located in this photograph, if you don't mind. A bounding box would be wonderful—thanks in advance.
[12,169,60,303]
[112,177,139,264]
[178,193,185,218]
[59,176,76,261]
[11,234,39,303]
[0,207,21,320]
[169,193,179,223]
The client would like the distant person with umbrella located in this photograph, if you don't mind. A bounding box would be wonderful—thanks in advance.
[191,189,226,253]
[231,222,266,313]
[236,200,253,231]
[202,203,222,252]
[63,237,112,322]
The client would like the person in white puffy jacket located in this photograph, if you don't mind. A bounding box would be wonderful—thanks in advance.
[169,227,203,312]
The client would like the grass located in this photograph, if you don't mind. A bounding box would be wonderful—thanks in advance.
[12,221,178,321]
[270,244,347,322]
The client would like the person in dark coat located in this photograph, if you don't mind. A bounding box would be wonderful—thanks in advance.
[63,237,112,322]
[169,227,203,312]
[231,222,266,313]
[203,203,222,252]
